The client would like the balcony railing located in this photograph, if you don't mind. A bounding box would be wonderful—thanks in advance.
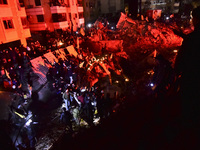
[50,6,67,14]
[53,21,68,29]
[25,7,44,15]
[29,23,47,31]
[49,2,69,7]
[78,6,83,12]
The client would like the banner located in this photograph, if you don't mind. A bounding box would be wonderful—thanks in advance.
[43,52,58,65]
[30,56,48,85]
[54,49,67,60]
[66,45,78,57]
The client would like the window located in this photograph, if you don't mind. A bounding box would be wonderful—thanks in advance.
[90,13,94,18]
[120,0,123,5]
[75,14,77,18]
[89,2,94,7]
[3,19,14,29]
[35,0,41,6]
[97,1,101,6]
[77,0,82,6]
[79,12,83,18]
[19,0,25,7]
[69,13,71,20]
[37,15,44,22]
[109,6,116,12]
[0,0,7,4]
[52,13,67,22]
[21,17,29,28]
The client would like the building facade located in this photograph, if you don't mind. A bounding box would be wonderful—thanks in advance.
[0,0,31,48]
[141,0,181,14]
[83,0,124,24]
[23,0,84,32]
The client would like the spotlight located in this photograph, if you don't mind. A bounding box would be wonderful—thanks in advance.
[173,50,178,53]
[125,78,129,82]
[87,23,92,28]
[150,83,154,87]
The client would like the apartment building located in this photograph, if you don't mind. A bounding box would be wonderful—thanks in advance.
[141,0,181,14]
[23,0,84,32]
[0,0,31,48]
[83,0,124,24]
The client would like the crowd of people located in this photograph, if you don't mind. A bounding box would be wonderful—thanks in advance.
[0,25,126,149]
[0,25,124,128]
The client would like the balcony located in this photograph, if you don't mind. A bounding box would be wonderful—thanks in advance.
[50,6,67,14]
[18,7,26,16]
[29,23,47,31]
[79,18,84,25]
[0,7,12,17]
[78,6,83,12]
[23,28,31,38]
[5,30,18,42]
[53,21,68,29]
[25,7,44,15]
[174,2,180,7]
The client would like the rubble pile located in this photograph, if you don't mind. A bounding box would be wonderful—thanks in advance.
[116,13,183,52]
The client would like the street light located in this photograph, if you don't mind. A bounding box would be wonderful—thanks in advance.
[173,49,178,53]
[87,23,92,28]
[125,78,129,82]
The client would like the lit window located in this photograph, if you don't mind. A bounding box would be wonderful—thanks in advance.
[3,19,14,29]
[0,0,7,4]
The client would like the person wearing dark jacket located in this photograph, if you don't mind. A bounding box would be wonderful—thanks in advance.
[174,6,200,127]
[60,107,73,132]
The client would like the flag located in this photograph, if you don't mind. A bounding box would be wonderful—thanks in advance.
[66,45,78,57]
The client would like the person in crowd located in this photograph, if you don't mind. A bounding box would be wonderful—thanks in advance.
[60,107,73,133]
[71,105,80,126]
[83,92,94,125]
[62,88,71,111]
[97,90,105,121]
[174,6,200,127]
